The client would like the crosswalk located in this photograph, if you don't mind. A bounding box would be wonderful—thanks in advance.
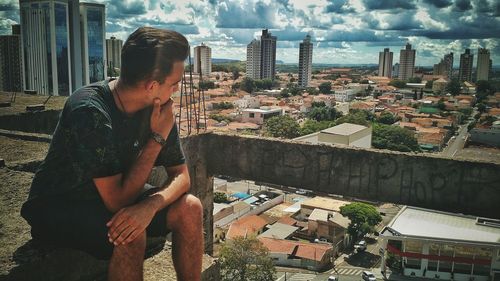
[331,267,364,276]
[283,273,317,281]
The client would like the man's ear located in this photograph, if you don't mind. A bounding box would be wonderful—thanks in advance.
[144,80,158,93]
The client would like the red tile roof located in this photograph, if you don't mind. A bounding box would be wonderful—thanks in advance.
[259,237,332,262]
[227,215,268,239]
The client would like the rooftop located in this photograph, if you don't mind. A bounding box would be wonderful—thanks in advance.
[301,197,350,213]
[226,215,268,239]
[383,206,500,245]
[258,223,299,239]
[321,123,369,136]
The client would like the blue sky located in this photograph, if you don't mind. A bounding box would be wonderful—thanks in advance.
[1,0,499,66]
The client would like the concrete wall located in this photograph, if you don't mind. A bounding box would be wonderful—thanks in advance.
[204,133,500,218]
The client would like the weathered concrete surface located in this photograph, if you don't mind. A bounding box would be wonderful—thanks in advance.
[0,132,218,280]
[0,110,61,135]
[205,133,500,218]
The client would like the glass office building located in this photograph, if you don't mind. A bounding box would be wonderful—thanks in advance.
[20,0,72,96]
[80,3,106,84]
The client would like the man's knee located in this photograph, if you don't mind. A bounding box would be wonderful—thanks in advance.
[113,231,147,256]
[168,194,203,228]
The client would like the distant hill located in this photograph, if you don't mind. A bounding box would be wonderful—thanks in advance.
[212,58,241,63]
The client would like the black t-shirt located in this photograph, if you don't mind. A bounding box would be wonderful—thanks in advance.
[21,79,185,219]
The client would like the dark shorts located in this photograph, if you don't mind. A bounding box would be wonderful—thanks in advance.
[27,188,170,260]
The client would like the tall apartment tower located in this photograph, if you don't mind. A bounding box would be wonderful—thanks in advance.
[246,39,261,79]
[0,25,24,92]
[398,43,416,81]
[378,48,393,78]
[298,35,313,87]
[476,48,490,81]
[260,29,277,80]
[458,49,474,83]
[193,43,212,76]
[106,36,123,76]
[392,63,399,78]
[80,3,106,84]
[433,52,453,79]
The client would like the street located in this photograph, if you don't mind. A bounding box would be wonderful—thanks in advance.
[441,122,469,157]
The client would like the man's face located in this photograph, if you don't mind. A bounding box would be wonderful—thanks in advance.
[154,60,184,105]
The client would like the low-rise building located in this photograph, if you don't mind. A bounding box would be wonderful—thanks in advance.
[259,237,335,271]
[380,206,500,281]
[226,215,268,239]
[241,107,283,125]
[334,89,356,102]
[294,123,372,148]
[470,121,500,147]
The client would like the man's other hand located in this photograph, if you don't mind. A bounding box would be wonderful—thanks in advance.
[150,98,174,139]
[106,201,156,245]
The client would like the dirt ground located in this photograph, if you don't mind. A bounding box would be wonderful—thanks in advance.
[0,136,49,165]
[0,92,67,117]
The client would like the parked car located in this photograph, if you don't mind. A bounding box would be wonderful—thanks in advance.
[355,240,367,251]
[295,189,308,195]
[362,271,376,281]
[327,276,338,281]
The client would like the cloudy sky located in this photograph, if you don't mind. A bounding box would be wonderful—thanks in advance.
[1,0,499,66]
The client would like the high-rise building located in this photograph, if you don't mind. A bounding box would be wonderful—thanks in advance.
[393,63,399,78]
[458,49,474,83]
[246,39,261,79]
[434,53,454,80]
[476,48,490,81]
[443,52,454,80]
[260,29,277,80]
[398,43,416,81]
[20,0,106,96]
[378,48,393,78]
[193,43,212,76]
[298,35,313,87]
[80,3,106,84]
[106,36,122,77]
[0,25,24,92]
[20,0,73,95]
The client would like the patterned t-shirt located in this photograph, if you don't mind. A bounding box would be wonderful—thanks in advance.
[21,79,185,219]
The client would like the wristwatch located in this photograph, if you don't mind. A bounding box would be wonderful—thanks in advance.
[151,131,167,147]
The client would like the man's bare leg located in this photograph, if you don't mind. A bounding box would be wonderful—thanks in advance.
[166,194,204,281]
[108,231,147,281]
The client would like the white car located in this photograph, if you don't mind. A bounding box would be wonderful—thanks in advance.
[362,271,376,281]
[355,240,367,251]
[327,276,338,281]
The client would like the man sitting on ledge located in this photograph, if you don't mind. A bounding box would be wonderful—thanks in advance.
[20,27,203,281]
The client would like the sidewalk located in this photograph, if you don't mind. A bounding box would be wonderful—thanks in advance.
[373,268,439,281]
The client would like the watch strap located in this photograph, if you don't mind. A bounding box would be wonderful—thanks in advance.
[151,131,167,147]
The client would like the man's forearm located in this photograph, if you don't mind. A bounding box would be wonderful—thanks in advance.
[115,139,164,209]
[147,166,190,213]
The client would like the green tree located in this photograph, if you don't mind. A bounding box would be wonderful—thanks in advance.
[477,103,487,113]
[334,111,370,126]
[340,202,382,239]
[214,192,228,203]
[372,123,420,152]
[446,79,461,96]
[318,82,332,94]
[307,106,339,122]
[377,111,397,125]
[220,236,276,281]
[305,87,319,95]
[408,77,422,83]
[425,79,434,89]
[232,68,240,80]
[264,115,300,139]
[199,80,216,90]
[312,101,326,108]
[388,80,407,88]
[210,113,233,123]
[213,102,235,110]
[241,77,255,93]
[437,99,446,110]
[300,120,335,136]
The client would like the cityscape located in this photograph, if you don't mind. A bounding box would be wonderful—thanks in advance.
[0,0,499,281]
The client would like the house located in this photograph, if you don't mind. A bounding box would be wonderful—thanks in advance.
[226,215,268,239]
[334,89,356,102]
[307,208,350,248]
[380,206,500,281]
[259,237,336,271]
[258,223,299,239]
[294,123,372,148]
[241,107,283,125]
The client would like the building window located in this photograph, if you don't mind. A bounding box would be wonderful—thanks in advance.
[473,264,491,276]
[405,258,421,269]
[249,113,255,118]
[404,240,423,254]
